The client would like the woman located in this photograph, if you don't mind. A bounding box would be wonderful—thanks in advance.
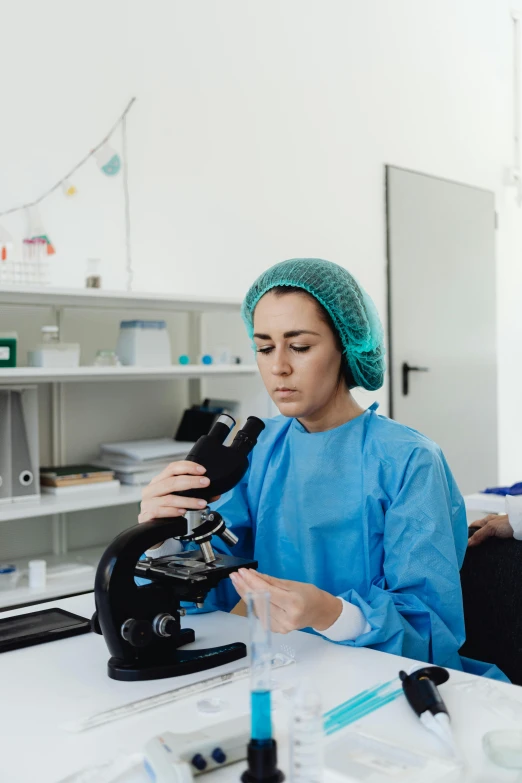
[140,257,504,679]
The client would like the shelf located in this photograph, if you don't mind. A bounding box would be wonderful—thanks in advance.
[0,485,143,523]
[463,493,506,514]
[0,546,104,610]
[0,284,242,312]
[0,363,258,384]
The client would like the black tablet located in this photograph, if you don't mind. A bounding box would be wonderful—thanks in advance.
[0,608,91,653]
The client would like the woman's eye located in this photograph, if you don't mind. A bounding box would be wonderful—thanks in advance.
[256,346,273,354]
[291,345,310,353]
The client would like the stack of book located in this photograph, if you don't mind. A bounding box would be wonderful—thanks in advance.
[40,465,119,495]
[97,438,195,486]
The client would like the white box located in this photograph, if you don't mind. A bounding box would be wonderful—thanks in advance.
[28,343,80,368]
[116,320,171,366]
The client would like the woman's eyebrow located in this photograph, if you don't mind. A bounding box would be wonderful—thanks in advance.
[253,329,321,339]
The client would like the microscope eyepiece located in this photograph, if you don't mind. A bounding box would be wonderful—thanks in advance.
[206,413,236,445]
[230,416,265,454]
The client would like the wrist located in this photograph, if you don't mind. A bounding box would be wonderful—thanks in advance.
[311,591,343,631]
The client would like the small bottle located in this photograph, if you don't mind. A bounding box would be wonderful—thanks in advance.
[41,325,60,345]
[86,258,102,288]
[290,681,324,783]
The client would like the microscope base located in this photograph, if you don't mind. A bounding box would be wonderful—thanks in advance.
[107,633,247,681]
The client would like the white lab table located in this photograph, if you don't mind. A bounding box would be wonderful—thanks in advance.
[2,594,522,783]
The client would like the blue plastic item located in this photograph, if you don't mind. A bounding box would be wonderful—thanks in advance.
[483,482,522,496]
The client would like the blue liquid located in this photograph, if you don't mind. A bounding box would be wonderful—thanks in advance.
[251,690,272,741]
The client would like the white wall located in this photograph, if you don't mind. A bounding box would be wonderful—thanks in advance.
[1,0,521,482]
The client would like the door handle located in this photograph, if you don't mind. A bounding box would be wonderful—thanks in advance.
[402,362,430,396]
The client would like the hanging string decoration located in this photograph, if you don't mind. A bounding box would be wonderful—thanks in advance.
[0,97,136,288]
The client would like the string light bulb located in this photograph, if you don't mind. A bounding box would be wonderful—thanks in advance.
[62,179,78,197]
[94,143,121,176]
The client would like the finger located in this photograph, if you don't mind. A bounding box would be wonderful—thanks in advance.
[142,474,210,500]
[138,506,187,523]
[229,572,249,600]
[141,495,207,516]
[150,461,206,484]
[467,523,495,547]
[248,571,293,590]
[237,569,291,605]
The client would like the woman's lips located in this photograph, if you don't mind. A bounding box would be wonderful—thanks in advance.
[274,388,298,398]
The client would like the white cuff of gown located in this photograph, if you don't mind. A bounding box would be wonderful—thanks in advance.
[313,597,371,642]
[145,538,183,558]
[506,495,522,541]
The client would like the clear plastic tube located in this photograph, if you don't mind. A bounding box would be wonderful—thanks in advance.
[246,590,273,743]
[290,681,324,783]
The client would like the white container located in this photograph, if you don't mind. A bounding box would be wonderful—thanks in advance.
[116,320,171,367]
[28,559,47,589]
[28,343,80,368]
[0,564,19,590]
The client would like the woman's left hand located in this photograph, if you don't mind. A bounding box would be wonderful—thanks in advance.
[229,568,342,634]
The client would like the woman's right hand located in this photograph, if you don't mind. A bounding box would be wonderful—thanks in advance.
[139,460,220,524]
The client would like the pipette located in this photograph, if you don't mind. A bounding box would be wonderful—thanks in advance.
[399,666,460,759]
[65,652,294,733]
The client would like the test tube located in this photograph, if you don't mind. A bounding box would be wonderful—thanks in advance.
[247,591,273,742]
[242,591,284,782]
[243,591,284,782]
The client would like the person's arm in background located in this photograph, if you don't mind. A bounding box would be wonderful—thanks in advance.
[468,495,522,546]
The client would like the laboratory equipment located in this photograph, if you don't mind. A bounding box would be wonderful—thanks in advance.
[399,666,458,757]
[0,564,18,589]
[482,730,522,768]
[241,591,284,783]
[0,331,17,368]
[28,325,80,368]
[144,715,251,780]
[93,350,120,366]
[116,319,171,366]
[290,682,324,783]
[323,679,403,736]
[28,559,47,589]
[325,729,460,783]
[86,258,102,288]
[66,652,294,732]
[92,414,265,681]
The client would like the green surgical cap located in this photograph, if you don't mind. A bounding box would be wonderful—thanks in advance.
[241,258,385,391]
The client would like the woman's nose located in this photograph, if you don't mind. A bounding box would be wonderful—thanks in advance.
[271,348,291,376]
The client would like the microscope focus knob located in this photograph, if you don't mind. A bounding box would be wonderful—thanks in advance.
[121,618,153,648]
[152,613,178,638]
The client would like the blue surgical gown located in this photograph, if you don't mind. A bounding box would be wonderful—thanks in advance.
[185,403,506,680]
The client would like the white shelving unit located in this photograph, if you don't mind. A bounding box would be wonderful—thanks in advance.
[0,284,261,609]
[0,485,143,523]
[0,364,257,384]
[0,546,105,609]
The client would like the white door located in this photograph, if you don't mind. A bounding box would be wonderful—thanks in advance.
[386,166,497,495]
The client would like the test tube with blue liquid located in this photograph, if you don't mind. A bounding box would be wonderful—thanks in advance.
[241,591,284,783]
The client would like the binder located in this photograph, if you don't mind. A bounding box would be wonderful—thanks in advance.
[0,390,11,504]
[0,387,40,504]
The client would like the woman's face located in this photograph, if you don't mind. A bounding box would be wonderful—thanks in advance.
[253,290,344,420]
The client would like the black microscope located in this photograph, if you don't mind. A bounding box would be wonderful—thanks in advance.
[92,414,265,681]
